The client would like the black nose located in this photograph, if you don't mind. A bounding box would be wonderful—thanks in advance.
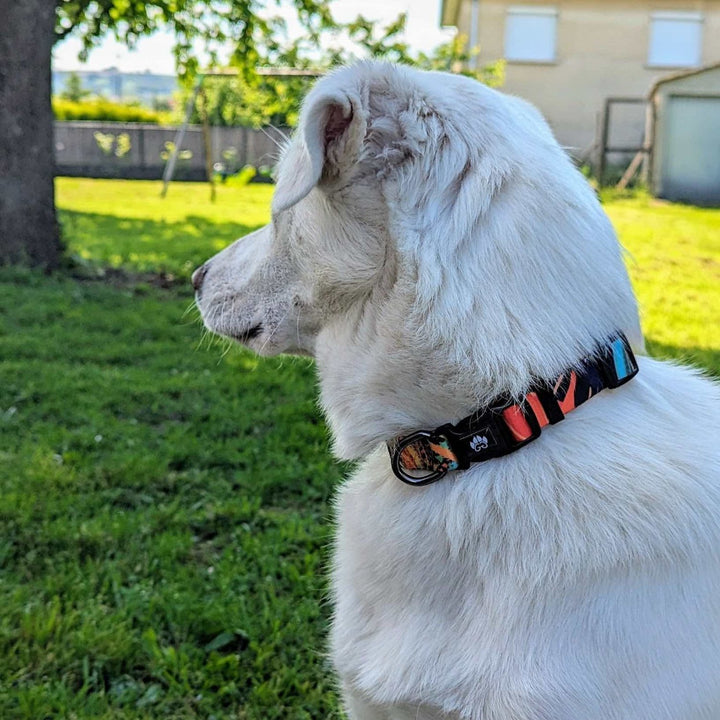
[191,264,208,293]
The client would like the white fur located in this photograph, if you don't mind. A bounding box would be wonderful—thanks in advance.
[195,62,720,719]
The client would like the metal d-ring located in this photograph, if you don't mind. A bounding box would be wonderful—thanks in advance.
[389,431,453,486]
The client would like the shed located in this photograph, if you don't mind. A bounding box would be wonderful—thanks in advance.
[649,63,720,205]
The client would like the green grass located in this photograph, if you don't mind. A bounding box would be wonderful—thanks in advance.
[602,190,720,372]
[0,268,344,719]
[57,178,274,279]
[3,180,343,719]
[1,179,718,719]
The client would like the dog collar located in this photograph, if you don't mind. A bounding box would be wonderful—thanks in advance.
[388,334,639,486]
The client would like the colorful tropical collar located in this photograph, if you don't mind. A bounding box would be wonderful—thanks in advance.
[388,334,639,485]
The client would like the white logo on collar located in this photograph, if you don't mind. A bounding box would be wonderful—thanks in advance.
[470,435,489,452]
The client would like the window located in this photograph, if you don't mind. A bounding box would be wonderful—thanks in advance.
[504,6,558,63]
[648,11,703,68]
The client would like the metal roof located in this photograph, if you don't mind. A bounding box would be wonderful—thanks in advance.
[440,0,462,27]
[649,61,720,98]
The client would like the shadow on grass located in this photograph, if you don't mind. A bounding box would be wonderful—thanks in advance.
[59,209,264,280]
[645,338,720,378]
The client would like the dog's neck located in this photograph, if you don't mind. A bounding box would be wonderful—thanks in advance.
[315,223,643,462]
[315,127,643,462]
[316,318,640,461]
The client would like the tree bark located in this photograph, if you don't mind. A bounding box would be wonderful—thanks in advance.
[0,0,61,268]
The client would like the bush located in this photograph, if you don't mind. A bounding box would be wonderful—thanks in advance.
[53,98,171,124]
[220,164,257,186]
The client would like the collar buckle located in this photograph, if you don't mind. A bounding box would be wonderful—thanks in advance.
[389,430,460,486]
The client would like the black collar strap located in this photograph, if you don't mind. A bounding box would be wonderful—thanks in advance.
[388,334,639,486]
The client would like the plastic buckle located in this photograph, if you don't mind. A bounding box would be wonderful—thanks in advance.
[389,430,459,486]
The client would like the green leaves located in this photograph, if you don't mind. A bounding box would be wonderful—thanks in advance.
[346,12,412,63]
[55,1,504,92]
[54,0,337,78]
[203,629,249,653]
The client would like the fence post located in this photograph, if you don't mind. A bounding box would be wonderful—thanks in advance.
[161,80,202,197]
[199,87,216,202]
[138,125,146,168]
[598,98,611,187]
[241,126,249,167]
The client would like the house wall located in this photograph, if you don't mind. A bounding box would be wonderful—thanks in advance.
[448,0,720,157]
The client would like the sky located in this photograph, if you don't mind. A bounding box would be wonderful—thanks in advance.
[53,0,455,74]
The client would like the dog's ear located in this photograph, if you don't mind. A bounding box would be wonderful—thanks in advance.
[273,89,365,214]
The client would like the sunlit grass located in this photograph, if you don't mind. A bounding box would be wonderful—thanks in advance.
[0,266,341,719]
[57,178,274,278]
[602,190,720,372]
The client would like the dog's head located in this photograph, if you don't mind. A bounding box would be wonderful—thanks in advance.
[192,65,393,357]
[194,62,642,458]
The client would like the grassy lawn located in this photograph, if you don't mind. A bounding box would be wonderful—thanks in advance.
[602,190,720,372]
[2,180,342,720]
[56,178,274,279]
[1,178,718,719]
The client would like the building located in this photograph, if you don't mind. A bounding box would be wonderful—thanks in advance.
[649,62,720,204]
[440,0,720,161]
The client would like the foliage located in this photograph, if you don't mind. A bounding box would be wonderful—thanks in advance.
[173,32,505,129]
[0,178,717,717]
[159,142,193,163]
[55,0,336,79]
[223,164,257,185]
[341,16,505,88]
[60,70,91,102]
[176,72,308,128]
[93,131,132,158]
[56,2,502,130]
[53,97,170,123]
[416,34,505,87]
[94,131,115,154]
[115,132,132,157]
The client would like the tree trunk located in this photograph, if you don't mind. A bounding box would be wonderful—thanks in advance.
[0,0,61,268]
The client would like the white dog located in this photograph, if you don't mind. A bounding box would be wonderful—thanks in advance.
[194,62,720,719]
